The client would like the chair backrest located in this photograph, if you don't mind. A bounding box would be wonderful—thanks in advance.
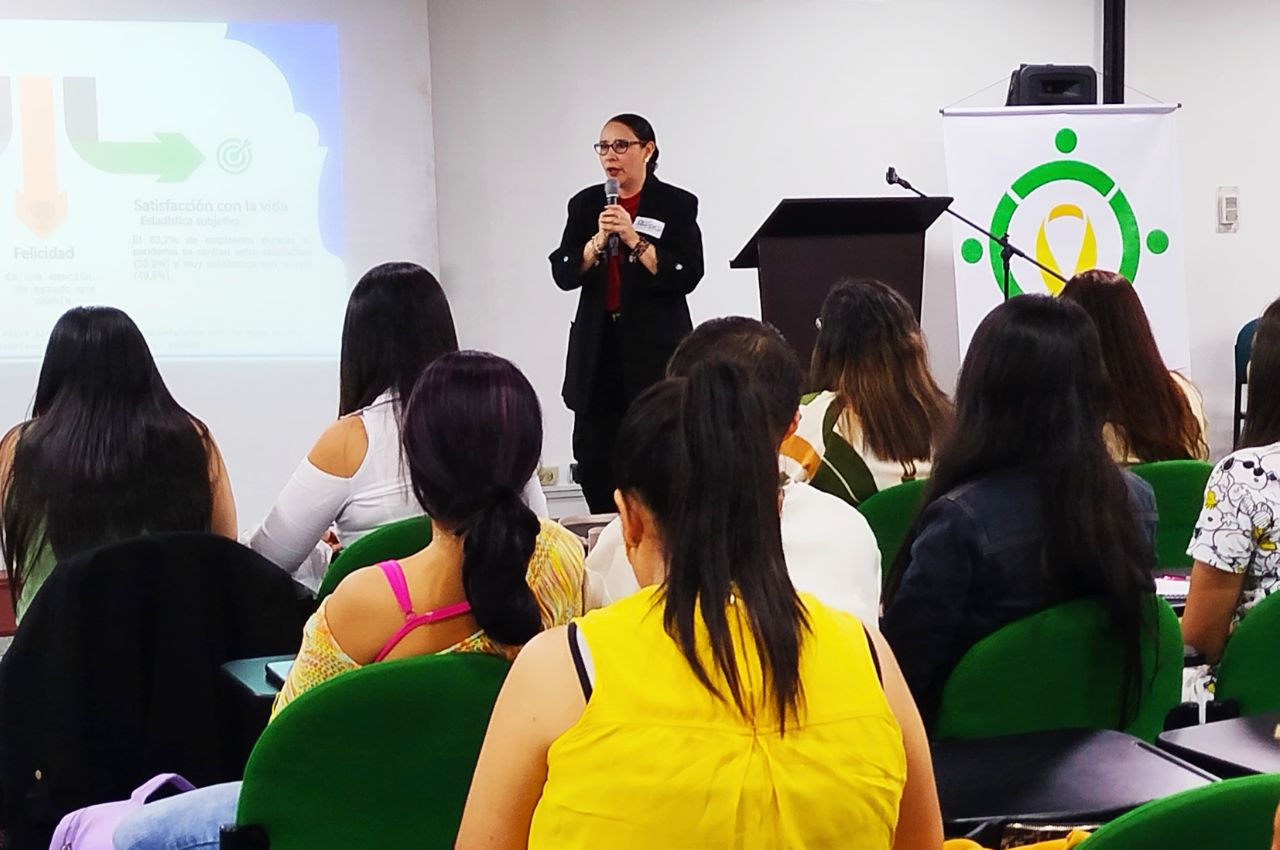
[234,652,510,850]
[557,513,617,543]
[933,596,1182,742]
[316,516,433,601]
[0,533,307,848]
[855,479,927,574]
[1127,460,1213,570]
[1236,318,1260,386]
[1214,588,1280,715]
[1236,317,1261,447]
[1079,773,1280,849]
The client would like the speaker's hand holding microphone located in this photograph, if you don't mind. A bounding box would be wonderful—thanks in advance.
[597,176,633,255]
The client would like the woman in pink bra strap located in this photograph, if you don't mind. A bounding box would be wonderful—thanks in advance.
[372,559,474,662]
[108,351,588,850]
[309,351,573,672]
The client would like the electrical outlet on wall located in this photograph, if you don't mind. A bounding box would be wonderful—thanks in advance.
[538,465,559,487]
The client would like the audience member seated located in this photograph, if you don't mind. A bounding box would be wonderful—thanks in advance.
[782,279,951,507]
[0,306,235,621]
[243,262,547,589]
[586,316,882,624]
[880,295,1158,729]
[455,361,943,850]
[1060,269,1207,464]
[1183,298,1280,663]
[111,350,587,850]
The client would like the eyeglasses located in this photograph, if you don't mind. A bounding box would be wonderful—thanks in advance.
[594,139,644,155]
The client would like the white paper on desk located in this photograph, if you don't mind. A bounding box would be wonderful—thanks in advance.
[1155,577,1190,600]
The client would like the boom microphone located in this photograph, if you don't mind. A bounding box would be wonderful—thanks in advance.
[885,166,913,192]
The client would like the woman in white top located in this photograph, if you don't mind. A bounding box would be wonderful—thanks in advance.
[245,263,547,588]
[1060,269,1208,465]
[781,279,952,508]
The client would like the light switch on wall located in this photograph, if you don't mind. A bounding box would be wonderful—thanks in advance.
[1218,186,1240,233]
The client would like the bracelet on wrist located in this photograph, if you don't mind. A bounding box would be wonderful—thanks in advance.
[628,237,651,263]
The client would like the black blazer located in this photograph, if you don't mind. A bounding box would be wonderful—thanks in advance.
[550,175,704,412]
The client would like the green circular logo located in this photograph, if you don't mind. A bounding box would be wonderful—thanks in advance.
[961,127,1171,296]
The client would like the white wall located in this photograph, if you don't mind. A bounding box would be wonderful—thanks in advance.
[1128,0,1280,458]
[19,1,1248,523]
[428,0,1100,475]
[0,1,438,525]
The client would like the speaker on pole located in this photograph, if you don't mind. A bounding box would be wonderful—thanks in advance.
[1005,64,1098,106]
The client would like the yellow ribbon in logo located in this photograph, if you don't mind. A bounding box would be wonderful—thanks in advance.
[1036,204,1097,294]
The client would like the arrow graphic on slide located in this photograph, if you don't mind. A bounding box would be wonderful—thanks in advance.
[16,76,67,239]
[64,77,205,182]
[0,78,11,158]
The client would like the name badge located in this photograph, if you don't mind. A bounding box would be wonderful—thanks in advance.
[634,216,666,239]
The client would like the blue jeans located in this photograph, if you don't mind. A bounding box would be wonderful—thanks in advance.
[113,781,241,850]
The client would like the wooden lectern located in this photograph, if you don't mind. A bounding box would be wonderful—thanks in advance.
[731,197,951,367]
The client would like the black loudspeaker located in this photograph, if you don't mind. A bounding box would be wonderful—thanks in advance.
[1006,64,1098,106]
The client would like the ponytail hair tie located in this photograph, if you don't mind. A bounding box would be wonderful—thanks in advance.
[453,485,522,535]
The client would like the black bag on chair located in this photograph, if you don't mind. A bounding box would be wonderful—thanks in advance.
[0,533,308,849]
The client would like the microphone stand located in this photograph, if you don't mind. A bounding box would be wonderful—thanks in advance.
[885,167,1066,300]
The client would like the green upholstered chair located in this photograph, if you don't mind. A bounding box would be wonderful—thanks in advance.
[855,479,928,576]
[1214,589,1280,716]
[315,515,433,601]
[223,652,510,850]
[1128,460,1213,570]
[933,596,1183,743]
[1079,774,1280,849]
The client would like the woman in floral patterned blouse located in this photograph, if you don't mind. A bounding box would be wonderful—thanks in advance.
[1184,298,1280,662]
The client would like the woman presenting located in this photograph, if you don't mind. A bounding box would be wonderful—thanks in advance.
[550,113,704,512]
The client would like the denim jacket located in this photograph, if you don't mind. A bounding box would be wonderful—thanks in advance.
[880,467,1158,730]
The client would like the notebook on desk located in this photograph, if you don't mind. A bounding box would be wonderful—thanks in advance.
[1156,575,1190,605]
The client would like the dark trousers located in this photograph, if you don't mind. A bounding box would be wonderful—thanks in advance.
[572,319,629,513]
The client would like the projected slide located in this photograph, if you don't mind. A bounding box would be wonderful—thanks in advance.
[0,20,347,358]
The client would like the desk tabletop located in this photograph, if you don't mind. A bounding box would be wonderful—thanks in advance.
[220,654,296,700]
[1158,712,1280,778]
[934,727,1216,830]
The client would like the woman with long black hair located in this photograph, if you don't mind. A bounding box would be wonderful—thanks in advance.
[457,362,942,849]
[0,306,236,620]
[1184,298,1280,662]
[244,262,547,588]
[551,113,704,512]
[880,295,1159,729]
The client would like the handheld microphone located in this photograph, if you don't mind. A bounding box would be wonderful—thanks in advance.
[604,177,620,254]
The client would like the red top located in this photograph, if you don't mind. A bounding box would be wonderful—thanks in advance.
[605,192,643,313]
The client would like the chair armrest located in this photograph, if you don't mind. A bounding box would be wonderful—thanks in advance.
[220,824,269,849]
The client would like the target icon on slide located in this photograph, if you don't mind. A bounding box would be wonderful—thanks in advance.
[217,138,252,174]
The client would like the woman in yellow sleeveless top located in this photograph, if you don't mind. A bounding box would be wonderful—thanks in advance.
[457,360,942,849]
